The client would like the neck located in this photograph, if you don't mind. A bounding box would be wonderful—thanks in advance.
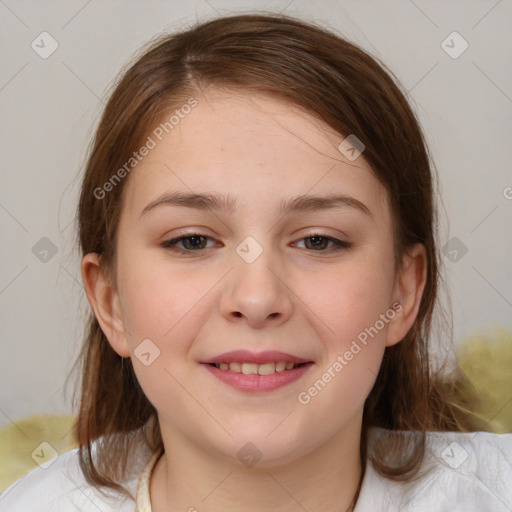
[150,417,363,512]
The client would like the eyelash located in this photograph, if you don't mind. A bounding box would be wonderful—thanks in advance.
[160,232,352,255]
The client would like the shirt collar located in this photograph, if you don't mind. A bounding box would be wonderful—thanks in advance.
[135,450,162,512]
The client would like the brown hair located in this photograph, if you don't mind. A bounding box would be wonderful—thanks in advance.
[70,12,480,500]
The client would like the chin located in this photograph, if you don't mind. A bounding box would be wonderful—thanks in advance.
[218,422,312,469]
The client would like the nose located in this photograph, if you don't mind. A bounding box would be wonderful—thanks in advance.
[220,244,294,329]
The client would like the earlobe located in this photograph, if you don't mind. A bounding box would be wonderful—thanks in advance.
[385,243,427,347]
[81,253,131,358]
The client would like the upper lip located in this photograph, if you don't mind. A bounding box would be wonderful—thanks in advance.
[201,350,312,365]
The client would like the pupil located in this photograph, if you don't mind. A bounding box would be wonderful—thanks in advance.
[185,235,204,249]
[308,236,326,249]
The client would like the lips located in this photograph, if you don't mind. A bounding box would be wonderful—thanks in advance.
[200,350,314,392]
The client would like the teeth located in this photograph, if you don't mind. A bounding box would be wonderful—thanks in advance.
[275,361,286,372]
[257,362,275,375]
[213,361,302,374]
[229,362,242,373]
[241,363,258,375]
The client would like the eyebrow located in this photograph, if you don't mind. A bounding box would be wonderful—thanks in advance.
[139,191,372,219]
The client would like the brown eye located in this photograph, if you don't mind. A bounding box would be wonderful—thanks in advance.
[294,234,352,252]
[161,234,219,253]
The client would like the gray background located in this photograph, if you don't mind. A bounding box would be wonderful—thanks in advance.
[1,0,511,426]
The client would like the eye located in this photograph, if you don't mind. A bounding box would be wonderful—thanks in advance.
[293,234,352,252]
[160,233,220,254]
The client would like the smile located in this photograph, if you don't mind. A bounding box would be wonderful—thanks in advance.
[203,361,313,392]
[210,361,304,374]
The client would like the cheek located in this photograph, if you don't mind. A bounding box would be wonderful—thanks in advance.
[303,253,396,346]
[294,251,396,406]
[294,265,393,436]
[116,257,211,415]
[117,252,210,346]
[116,251,222,402]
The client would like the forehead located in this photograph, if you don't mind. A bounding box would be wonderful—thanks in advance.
[121,88,390,222]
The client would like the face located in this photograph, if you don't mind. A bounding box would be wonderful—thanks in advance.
[86,88,422,467]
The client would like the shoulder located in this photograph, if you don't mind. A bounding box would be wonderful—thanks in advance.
[0,439,154,512]
[355,428,512,512]
[420,430,512,509]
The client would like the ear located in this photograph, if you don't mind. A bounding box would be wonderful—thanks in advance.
[81,253,130,357]
[385,243,427,347]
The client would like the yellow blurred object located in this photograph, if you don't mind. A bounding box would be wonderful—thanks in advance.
[0,413,76,493]
[452,326,512,433]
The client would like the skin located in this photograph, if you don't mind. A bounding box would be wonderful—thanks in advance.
[82,88,426,511]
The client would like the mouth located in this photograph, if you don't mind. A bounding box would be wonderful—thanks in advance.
[200,350,314,392]
[207,361,308,375]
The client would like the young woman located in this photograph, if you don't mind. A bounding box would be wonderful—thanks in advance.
[2,12,510,512]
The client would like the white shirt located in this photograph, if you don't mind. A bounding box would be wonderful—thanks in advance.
[1,428,511,511]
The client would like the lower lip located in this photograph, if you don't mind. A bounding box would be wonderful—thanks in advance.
[202,363,314,392]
